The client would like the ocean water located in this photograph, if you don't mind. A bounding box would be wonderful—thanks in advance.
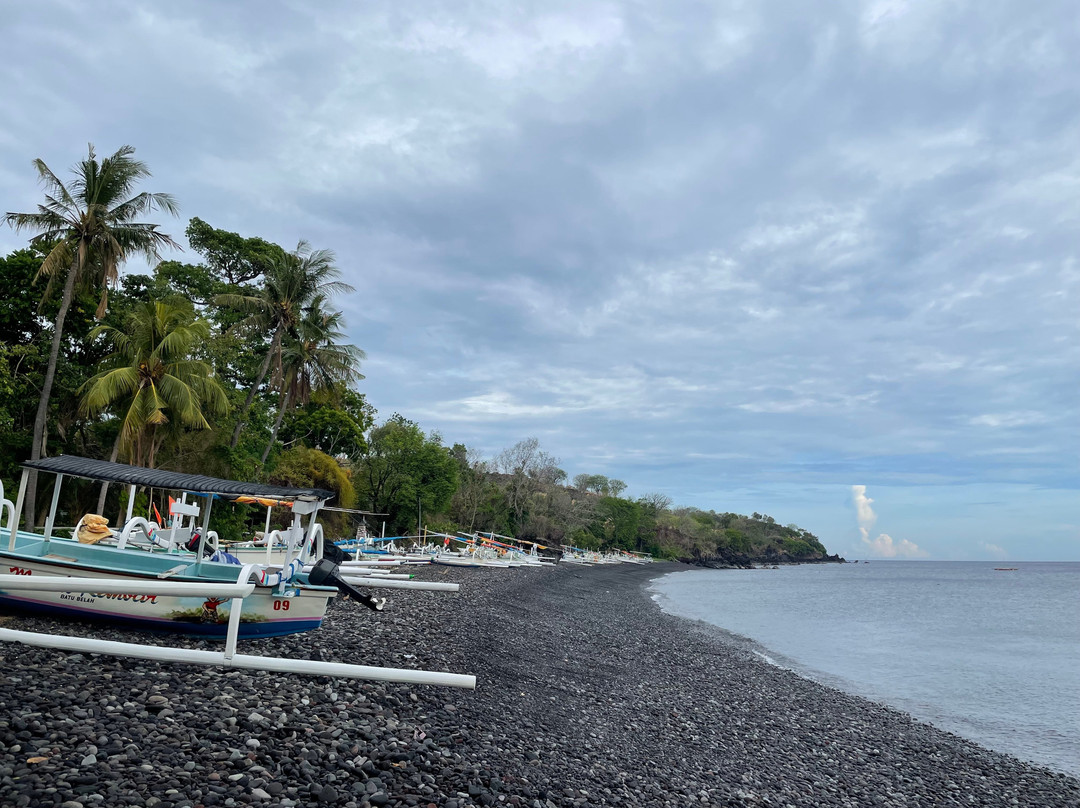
[649,561,1080,776]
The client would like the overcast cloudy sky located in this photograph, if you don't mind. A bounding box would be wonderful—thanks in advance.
[2,1,1077,560]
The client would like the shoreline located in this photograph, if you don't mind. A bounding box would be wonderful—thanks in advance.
[649,561,1080,780]
[0,562,1077,808]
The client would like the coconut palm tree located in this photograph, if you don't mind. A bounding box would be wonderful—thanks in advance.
[261,297,365,464]
[216,241,353,448]
[81,300,229,471]
[4,144,178,522]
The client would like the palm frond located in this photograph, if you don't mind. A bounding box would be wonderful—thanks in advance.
[35,239,74,281]
[156,373,208,429]
[215,292,272,316]
[80,367,139,415]
[142,382,170,426]
[110,191,180,221]
[31,158,77,210]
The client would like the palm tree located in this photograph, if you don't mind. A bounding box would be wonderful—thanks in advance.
[216,241,353,448]
[261,297,365,464]
[81,300,229,474]
[4,144,178,523]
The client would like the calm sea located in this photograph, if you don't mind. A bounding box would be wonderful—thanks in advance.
[649,561,1080,776]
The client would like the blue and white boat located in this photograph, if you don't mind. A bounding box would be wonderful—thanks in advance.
[0,456,344,639]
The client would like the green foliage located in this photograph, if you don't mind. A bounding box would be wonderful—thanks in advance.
[567,527,601,550]
[185,217,283,286]
[653,507,831,561]
[282,389,372,457]
[592,497,642,550]
[572,473,626,496]
[268,447,356,509]
[0,247,118,494]
[216,239,356,453]
[724,528,750,553]
[782,538,816,557]
[4,144,180,522]
[3,144,179,319]
[80,300,229,467]
[354,415,458,534]
[0,249,52,344]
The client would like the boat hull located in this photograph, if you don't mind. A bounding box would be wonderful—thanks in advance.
[0,536,332,639]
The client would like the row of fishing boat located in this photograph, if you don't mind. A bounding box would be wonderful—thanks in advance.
[0,456,652,687]
[0,456,473,687]
[341,529,653,568]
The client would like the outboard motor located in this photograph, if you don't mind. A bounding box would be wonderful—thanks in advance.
[184,529,214,557]
[308,558,386,612]
[322,541,353,564]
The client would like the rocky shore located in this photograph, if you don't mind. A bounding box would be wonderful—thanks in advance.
[1,562,1077,808]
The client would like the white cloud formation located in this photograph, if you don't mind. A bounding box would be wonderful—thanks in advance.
[861,532,927,559]
[852,485,926,558]
[852,485,877,535]
[980,542,1009,560]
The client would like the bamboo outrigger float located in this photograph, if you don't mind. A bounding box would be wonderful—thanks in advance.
[0,457,476,688]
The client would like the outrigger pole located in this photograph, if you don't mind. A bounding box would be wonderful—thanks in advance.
[0,574,475,689]
[0,628,476,688]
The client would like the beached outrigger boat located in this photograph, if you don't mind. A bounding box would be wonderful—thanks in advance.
[0,457,476,688]
[476,531,559,565]
[0,456,379,639]
[425,532,514,567]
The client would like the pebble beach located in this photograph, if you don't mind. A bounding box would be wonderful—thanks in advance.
[1,562,1077,808]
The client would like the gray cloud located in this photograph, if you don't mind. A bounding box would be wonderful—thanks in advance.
[2,0,1078,557]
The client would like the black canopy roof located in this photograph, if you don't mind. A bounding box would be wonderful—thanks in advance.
[22,456,335,501]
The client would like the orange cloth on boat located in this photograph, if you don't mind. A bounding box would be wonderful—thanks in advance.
[233,496,293,508]
[77,514,112,544]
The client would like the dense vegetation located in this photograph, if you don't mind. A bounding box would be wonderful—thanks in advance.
[0,145,836,563]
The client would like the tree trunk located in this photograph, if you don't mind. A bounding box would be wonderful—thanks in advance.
[230,324,282,448]
[24,263,79,526]
[148,427,160,469]
[260,389,290,465]
[95,430,124,514]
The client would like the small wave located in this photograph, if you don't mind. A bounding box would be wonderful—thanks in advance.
[752,650,783,668]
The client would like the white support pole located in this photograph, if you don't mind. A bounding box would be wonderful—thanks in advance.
[9,469,28,549]
[43,474,64,541]
[124,484,136,526]
[286,510,301,566]
[0,576,256,597]
[224,596,244,659]
[0,628,477,688]
[196,494,214,571]
[339,572,413,580]
[263,506,273,566]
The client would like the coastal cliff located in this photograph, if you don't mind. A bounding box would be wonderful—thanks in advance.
[654,512,844,567]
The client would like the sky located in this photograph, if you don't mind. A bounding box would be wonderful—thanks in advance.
[1,1,1077,560]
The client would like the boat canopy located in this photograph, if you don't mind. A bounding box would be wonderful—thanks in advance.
[22,456,335,502]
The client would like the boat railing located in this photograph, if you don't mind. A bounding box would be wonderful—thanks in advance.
[0,479,14,534]
[0,496,14,535]
[117,516,165,551]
